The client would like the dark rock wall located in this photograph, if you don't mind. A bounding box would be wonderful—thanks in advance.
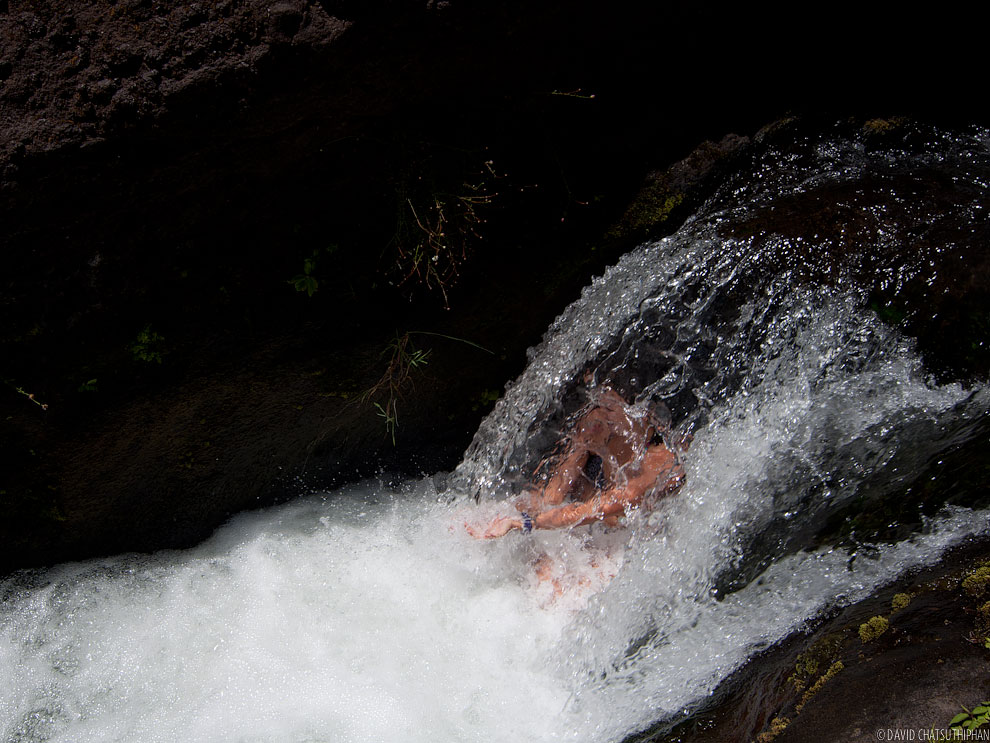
[1,1,984,572]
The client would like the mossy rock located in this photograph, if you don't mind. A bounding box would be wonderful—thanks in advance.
[891,593,911,612]
[608,184,686,240]
[862,117,908,136]
[786,631,846,697]
[607,133,748,243]
[796,661,844,713]
[757,715,791,743]
[963,565,990,597]
[858,616,889,643]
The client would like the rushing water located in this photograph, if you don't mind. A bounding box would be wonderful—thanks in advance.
[3,123,990,742]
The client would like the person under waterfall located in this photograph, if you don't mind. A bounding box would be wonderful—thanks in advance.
[466,385,686,540]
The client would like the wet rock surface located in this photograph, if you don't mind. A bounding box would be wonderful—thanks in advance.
[0,0,987,648]
[654,540,990,743]
[2,3,990,740]
[0,0,813,573]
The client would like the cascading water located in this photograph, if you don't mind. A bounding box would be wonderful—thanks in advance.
[3,122,989,742]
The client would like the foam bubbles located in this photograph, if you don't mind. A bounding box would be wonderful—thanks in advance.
[1,485,576,743]
[3,468,987,742]
[5,125,990,742]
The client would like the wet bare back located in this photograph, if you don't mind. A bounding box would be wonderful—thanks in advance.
[538,389,661,506]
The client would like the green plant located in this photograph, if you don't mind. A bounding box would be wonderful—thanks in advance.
[2,378,49,410]
[361,331,491,443]
[472,388,501,411]
[131,325,165,364]
[373,401,399,446]
[78,378,98,393]
[361,332,432,445]
[950,703,990,732]
[869,297,908,327]
[289,252,320,297]
[392,161,498,308]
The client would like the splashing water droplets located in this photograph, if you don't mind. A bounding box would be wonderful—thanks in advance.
[5,125,990,742]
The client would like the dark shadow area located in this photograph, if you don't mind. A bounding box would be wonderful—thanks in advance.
[1,1,985,572]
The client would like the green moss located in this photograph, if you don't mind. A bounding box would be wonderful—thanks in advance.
[869,296,907,327]
[608,184,686,241]
[863,118,902,135]
[471,387,500,411]
[858,616,889,643]
[0,483,65,524]
[757,716,790,743]
[862,117,910,138]
[788,633,844,691]
[650,192,685,224]
[891,593,911,612]
[796,661,844,713]
[963,565,990,597]
[794,654,819,683]
[131,324,165,364]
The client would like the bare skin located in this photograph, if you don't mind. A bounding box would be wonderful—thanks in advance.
[466,388,685,539]
[520,388,652,509]
[470,443,684,538]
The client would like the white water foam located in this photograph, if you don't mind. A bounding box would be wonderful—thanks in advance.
[552,296,988,739]
[1,339,985,743]
[2,487,986,743]
[1,484,575,743]
[5,125,990,742]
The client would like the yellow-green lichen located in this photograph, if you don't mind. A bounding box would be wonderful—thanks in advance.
[963,565,990,597]
[790,653,819,690]
[795,661,844,713]
[863,117,907,135]
[608,185,685,240]
[787,633,844,691]
[974,601,990,645]
[891,593,911,612]
[859,616,889,643]
[756,716,791,743]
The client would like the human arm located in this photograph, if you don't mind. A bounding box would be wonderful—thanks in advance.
[529,490,626,530]
[522,447,591,510]
[521,444,684,532]
[467,444,684,538]
[473,479,639,536]
[465,513,528,539]
[530,449,674,529]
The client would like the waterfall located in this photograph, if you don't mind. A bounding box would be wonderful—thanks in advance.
[3,122,989,742]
